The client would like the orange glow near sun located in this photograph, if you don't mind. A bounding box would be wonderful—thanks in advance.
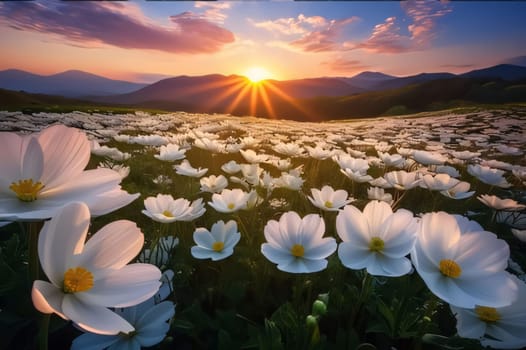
[244,66,273,83]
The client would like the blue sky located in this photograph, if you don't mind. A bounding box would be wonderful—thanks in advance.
[0,0,524,82]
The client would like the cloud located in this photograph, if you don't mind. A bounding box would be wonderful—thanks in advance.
[193,2,231,24]
[0,1,234,54]
[355,0,451,53]
[354,17,412,54]
[322,57,369,73]
[251,14,358,52]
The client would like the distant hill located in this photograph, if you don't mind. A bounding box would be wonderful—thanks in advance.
[341,71,396,90]
[501,56,526,67]
[459,64,526,81]
[0,69,147,97]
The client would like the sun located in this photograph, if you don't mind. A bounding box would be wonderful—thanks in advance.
[244,66,273,83]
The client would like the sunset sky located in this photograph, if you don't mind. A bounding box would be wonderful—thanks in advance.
[0,0,525,83]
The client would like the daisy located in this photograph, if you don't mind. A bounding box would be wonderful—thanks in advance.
[411,212,518,308]
[451,276,526,349]
[261,211,336,273]
[308,185,353,211]
[31,202,162,335]
[208,188,249,213]
[221,160,241,175]
[336,201,417,277]
[384,170,421,190]
[412,150,447,166]
[154,144,187,162]
[174,159,208,178]
[421,173,460,191]
[191,220,241,261]
[142,194,205,223]
[439,181,475,200]
[0,125,138,221]
[71,271,176,350]
[477,194,526,211]
[200,175,228,193]
[367,187,393,204]
[467,164,511,188]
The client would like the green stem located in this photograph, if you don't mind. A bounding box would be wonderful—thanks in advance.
[38,314,50,350]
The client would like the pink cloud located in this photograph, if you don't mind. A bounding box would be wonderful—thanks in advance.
[0,1,234,54]
[290,17,358,52]
[355,0,451,53]
[251,14,357,52]
[322,57,369,73]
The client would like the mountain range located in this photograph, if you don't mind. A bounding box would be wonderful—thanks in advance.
[1,63,525,121]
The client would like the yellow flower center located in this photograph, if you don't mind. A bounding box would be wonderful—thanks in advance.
[227,203,235,210]
[212,241,224,252]
[162,210,174,217]
[290,244,305,258]
[439,259,462,278]
[63,267,94,293]
[475,306,501,323]
[9,178,45,202]
[369,237,385,252]
[324,201,333,208]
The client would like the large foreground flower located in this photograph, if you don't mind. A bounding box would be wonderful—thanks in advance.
[451,276,526,349]
[71,270,175,350]
[411,212,518,308]
[0,125,139,220]
[336,201,417,277]
[31,202,162,335]
[261,211,336,273]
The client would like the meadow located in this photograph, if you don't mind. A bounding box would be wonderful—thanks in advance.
[1,108,525,350]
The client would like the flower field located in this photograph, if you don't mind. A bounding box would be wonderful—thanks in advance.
[1,107,526,350]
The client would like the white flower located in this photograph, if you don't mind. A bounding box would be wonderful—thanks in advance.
[451,276,526,349]
[439,181,475,200]
[340,168,373,183]
[333,154,369,173]
[367,187,393,204]
[31,202,162,335]
[421,173,460,191]
[436,165,460,178]
[261,211,336,273]
[154,143,187,161]
[468,164,511,188]
[273,142,305,157]
[200,175,228,193]
[91,140,131,161]
[378,152,405,168]
[194,137,225,153]
[221,160,241,174]
[208,188,249,213]
[336,201,417,277]
[240,149,269,164]
[511,228,526,242]
[305,145,334,160]
[308,185,353,211]
[191,220,241,261]
[477,194,526,211]
[0,125,138,221]
[142,194,205,223]
[97,162,130,179]
[413,150,447,165]
[275,171,304,191]
[384,170,421,190]
[450,150,481,161]
[411,212,518,308]
[174,159,208,178]
[240,163,263,186]
[71,270,176,350]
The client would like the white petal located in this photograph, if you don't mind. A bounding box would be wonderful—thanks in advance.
[79,220,144,271]
[261,244,294,266]
[363,200,392,234]
[0,131,24,189]
[38,125,91,189]
[455,232,509,278]
[22,137,44,181]
[279,258,327,273]
[336,205,369,245]
[191,246,214,259]
[450,306,486,339]
[303,238,336,260]
[338,243,374,270]
[63,295,134,335]
[71,333,119,350]
[78,264,162,308]
[38,202,90,286]
[31,280,66,319]
[193,228,215,248]
[370,255,412,277]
